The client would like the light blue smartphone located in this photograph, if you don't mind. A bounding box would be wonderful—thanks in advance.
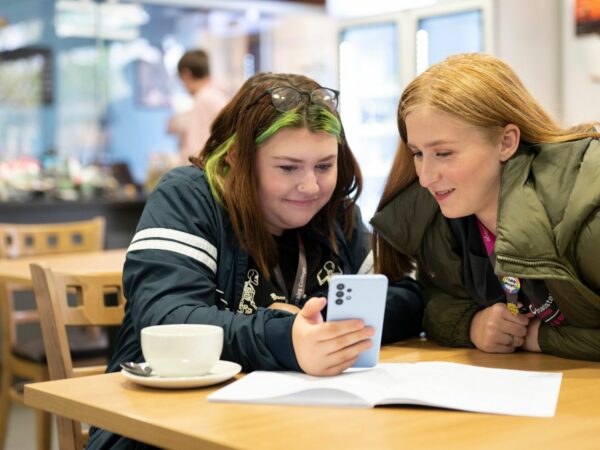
[326,274,388,368]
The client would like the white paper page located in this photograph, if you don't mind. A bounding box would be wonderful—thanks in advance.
[378,362,562,417]
[208,362,562,417]
[207,367,397,407]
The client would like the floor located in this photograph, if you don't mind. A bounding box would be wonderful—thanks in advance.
[6,403,58,450]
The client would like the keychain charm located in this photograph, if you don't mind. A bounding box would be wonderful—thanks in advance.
[501,276,521,316]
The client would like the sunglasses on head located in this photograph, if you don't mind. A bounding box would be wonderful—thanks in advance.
[246,85,339,113]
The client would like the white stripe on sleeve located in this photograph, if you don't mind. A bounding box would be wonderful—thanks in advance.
[131,228,217,260]
[127,239,217,274]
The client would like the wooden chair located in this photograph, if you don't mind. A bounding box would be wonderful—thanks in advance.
[0,217,105,259]
[30,263,126,450]
[0,217,106,450]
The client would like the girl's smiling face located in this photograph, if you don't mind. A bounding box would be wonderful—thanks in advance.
[406,106,519,232]
[255,127,338,235]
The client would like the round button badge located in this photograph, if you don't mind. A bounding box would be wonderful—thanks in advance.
[501,276,521,294]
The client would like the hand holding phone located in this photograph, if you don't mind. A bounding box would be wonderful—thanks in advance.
[326,274,388,368]
[292,297,373,376]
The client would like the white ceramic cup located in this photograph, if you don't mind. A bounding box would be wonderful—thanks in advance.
[141,324,223,377]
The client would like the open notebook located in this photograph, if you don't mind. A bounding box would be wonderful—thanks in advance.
[208,362,562,417]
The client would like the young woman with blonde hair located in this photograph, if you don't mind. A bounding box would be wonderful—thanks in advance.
[372,53,600,361]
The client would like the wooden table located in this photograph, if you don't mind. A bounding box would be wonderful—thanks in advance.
[24,338,600,450]
[0,248,127,284]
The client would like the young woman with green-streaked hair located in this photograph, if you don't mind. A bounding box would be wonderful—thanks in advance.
[88,71,423,450]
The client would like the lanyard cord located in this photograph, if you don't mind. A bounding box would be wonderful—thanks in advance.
[477,219,520,313]
[272,231,307,306]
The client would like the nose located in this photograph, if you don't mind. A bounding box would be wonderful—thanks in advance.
[298,171,319,195]
[416,156,440,188]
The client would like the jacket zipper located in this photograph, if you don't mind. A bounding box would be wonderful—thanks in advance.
[495,254,576,278]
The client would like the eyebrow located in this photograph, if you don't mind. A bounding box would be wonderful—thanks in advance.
[272,154,337,163]
[407,139,457,150]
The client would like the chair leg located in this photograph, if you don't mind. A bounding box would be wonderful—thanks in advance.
[0,366,12,449]
[35,409,52,450]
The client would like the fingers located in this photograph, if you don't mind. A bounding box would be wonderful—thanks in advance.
[320,360,357,377]
[299,296,326,316]
[292,299,376,376]
[298,297,326,324]
[501,307,529,350]
[299,297,369,341]
[314,319,367,341]
[507,333,515,347]
[490,333,516,352]
[470,304,530,354]
[504,309,530,326]
[499,332,524,352]
[320,355,361,377]
[492,302,529,325]
[319,339,374,377]
[319,326,375,355]
[504,321,528,339]
[511,334,525,348]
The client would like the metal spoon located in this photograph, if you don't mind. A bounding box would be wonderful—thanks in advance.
[120,362,154,377]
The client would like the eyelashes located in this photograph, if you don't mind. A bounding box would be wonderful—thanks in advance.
[277,163,334,173]
[410,151,452,159]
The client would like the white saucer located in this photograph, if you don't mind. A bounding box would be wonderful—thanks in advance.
[121,360,241,389]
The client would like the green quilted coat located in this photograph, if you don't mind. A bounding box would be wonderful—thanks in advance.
[372,138,600,360]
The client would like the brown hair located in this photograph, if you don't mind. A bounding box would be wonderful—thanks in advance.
[178,50,210,79]
[374,53,600,280]
[192,72,362,276]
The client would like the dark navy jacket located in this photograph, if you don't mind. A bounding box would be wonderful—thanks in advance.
[87,166,423,449]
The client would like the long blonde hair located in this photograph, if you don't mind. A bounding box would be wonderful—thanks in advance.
[374,53,600,280]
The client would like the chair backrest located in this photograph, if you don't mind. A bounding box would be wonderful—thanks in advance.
[30,263,126,450]
[0,217,105,259]
[0,217,106,347]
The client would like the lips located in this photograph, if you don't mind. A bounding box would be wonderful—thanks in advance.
[286,199,319,207]
[432,188,455,202]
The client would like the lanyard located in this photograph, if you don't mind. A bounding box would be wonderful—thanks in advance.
[477,219,521,315]
[476,218,566,324]
[272,231,307,306]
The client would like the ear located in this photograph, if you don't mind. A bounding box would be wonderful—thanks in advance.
[498,124,520,162]
[179,68,192,82]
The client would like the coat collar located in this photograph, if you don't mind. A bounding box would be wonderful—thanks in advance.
[495,138,599,267]
[371,138,599,273]
[370,181,440,257]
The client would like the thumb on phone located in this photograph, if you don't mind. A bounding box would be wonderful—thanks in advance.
[299,297,326,325]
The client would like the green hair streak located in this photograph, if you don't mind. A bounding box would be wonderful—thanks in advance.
[204,134,235,204]
[204,106,342,205]
[256,107,342,145]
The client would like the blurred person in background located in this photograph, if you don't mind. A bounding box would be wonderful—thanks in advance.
[168,49,229,165]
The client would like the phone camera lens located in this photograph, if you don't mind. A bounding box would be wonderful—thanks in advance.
[335,299,343,305]
[336,291,344,297]
[337,283,345,290]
